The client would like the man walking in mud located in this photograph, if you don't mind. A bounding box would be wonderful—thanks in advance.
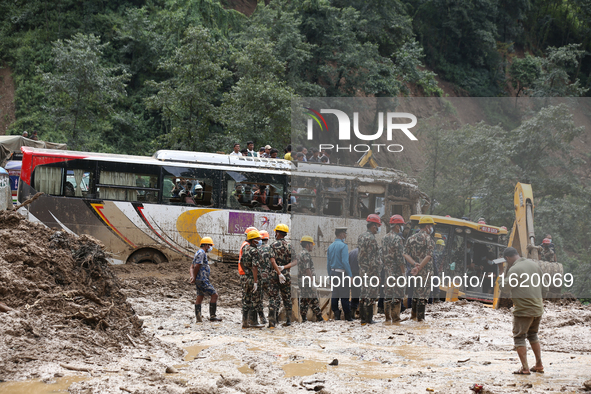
[270,224,297,326]
[403,216,435,322]
[298,235,324,323]
[358,214,383,325]
[502,247,546,375]
[382,215,406,322]
[240,230,265,329]
[190,237,222,322]
[256,230,280,328]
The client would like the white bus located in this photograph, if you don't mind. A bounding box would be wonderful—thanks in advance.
[19,147,426,272]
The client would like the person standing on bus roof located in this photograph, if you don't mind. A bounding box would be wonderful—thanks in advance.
[246,141,258,157]
[382,215,406,323]
[403,216,435,322]
[190,237,222,323]
[230,143,241,156]
[359,215,383,325]
[327,227,352,321]
[269,223,297,326]
[298,236,324,323]
[240,230,265,329]
[270,148,279,158]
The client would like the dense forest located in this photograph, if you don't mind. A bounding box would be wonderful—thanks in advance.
[1,0,590,153]
[1,0,590,296]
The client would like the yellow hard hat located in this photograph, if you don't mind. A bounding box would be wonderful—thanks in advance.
[247,230,262,241]
[274,223,289,233]
[259,230,269,240]
[419,215,435,225]
[436,239,445,246]
[200,237,214,246]
[434,233,442,239]
[244,226,258,234]
[300,235,315,245]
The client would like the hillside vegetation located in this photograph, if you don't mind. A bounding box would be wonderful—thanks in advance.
[0,0,589,298]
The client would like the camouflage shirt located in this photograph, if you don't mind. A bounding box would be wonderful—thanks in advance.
[241,243,261,280]
[298,249,317,297]
[405,230,435,275]
[258,244,273,279]
[271,239,296,274]
[382,231,405,277]
[358,231,382,277]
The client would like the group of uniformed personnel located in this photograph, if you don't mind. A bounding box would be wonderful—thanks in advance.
[189,214,439,327]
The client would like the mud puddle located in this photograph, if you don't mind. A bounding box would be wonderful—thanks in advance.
[0,376,87,394]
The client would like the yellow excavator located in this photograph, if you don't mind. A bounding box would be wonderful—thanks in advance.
[492,183,564,308]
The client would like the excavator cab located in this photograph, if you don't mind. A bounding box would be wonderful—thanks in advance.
[409,215,508,304]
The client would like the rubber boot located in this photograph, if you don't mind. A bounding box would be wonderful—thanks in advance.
[315,313,324,322]
[258,309,267,324]
[417,299,426,322]
[195,304,202,323]
[391,299,402,322]
[248,309,264,329]
[411,298,417,320]
[334,310,341,321]
[360,305,368,326]
[268,307,276,329]
[384,300,392,323]
[284,308,292,326]
[344,311,353,321]
[209,303,222,322]
[367,304,377,324]
[301,312,307,322]
[242,310,249,329]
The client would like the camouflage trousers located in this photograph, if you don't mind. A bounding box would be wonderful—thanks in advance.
[384,266,406,299]
[299,296,321,318]
[255,276,281,314]
[269,271,292,311]
[412,271,432,299]
[241,275,261,314]
[360,297,379,307]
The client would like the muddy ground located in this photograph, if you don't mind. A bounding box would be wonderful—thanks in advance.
[2,255,590,394]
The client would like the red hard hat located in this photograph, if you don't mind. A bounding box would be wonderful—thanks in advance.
[542,238,551,244]
[445,215,451,217]
[389,214,405,224]
[501,226,507,230]
[478,220,486,224]
[366,214,382,226]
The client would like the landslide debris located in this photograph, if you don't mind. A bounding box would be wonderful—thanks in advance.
[0,210,178,379]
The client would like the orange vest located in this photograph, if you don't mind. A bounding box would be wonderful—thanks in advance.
[238,241,248,275]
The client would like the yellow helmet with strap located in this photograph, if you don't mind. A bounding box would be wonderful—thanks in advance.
[246,230,262,241]
[274,223,289,233]
[200,237,214,246]
[300,235,315,245]
[419,215,435,225]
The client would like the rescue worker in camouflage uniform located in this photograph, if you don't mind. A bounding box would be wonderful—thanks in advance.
[298,236,324,323]
[358,214,384,326]
[255,230,277,326]
[540,238,557,262]
[240,230,265,329]
[403,215,436,322]
[382,215,406,323]
[269,223,297,326]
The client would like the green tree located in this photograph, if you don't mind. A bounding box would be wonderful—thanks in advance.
[145,27,231,151]
[509,55,542,98]
[41,33,129,149]
[221,39,295,150]
[532,44,589,97]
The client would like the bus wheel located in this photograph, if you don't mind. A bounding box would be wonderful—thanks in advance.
[127,248,168,265]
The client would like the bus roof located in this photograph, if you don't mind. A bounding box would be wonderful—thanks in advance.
[21,147,421,186]
[410,214,508,235]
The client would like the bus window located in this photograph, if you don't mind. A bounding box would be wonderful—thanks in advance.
[323,197,343,216]
[98,171,159,202]
[292,187,316,214]
[65,169,94,197]
[225,171,285,211]
[33,166,63,195]
[164,175,214,206]
[356,184,385,218]
[449,232,465,278]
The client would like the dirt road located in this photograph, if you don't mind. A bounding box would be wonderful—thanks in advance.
[1,260,590,394]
